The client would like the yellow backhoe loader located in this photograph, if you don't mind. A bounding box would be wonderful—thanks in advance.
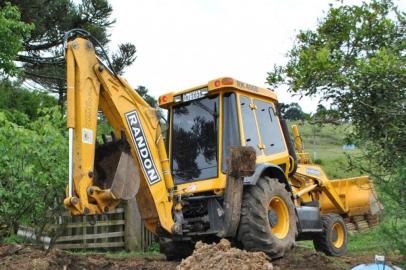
[63,30,381,259]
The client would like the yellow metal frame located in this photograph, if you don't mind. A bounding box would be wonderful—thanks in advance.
[290,126,379,218]
[64,38,174,233]
[164,82,291,196]
[159,77,278,108]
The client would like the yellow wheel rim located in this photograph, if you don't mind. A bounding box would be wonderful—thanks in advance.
[268,196,289,239]
[332,223,345,248]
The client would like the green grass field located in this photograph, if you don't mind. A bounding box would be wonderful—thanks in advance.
[288,121,363,179]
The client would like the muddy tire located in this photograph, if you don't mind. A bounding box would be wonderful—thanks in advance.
[159,237,194,261]
[238,177,297,258]
[313,214,347,256]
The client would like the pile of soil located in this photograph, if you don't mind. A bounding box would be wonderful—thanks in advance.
[0,243,177,270]
[177,239,273,270]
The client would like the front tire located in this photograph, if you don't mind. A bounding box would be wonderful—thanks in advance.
[313,213,348,256]
[238,177,297,258]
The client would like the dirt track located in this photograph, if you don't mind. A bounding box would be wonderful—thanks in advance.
[0,243,402,270]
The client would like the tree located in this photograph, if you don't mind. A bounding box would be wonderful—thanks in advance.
[0,0,136,106]
[311,104,341,125]
[0,2,32,76]
[136,85,157,107]
[280,102,305,121]
[0,80,57,121]
[267,0,405,254]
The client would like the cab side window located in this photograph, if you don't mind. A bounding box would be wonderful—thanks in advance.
[255,99,286,155]
[240,95,261,155]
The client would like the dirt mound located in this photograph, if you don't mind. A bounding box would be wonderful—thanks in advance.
[177,239,273,270]
[0,243,177,270]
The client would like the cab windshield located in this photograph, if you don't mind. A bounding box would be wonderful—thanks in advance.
[171,95,218,184]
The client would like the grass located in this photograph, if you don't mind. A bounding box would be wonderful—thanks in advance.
[298,225,400,256]
[71,250,160,258]
[288,121,364,179]
[106,242,160,257]
[70,242,161,258]
[3,234,26,244]
[347,227,386,253]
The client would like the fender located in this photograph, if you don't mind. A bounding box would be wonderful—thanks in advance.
[243,163,292,193]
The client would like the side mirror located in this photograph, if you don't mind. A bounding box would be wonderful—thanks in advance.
[228,146,256,178]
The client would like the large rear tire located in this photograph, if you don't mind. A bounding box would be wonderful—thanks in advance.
[313,213,348,256]
[238,177,297,258]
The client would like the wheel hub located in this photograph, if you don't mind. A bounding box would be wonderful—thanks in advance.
[268,209,278,227]
[331,223,345,248]
[332,230,338,242]
[268,196,289,239]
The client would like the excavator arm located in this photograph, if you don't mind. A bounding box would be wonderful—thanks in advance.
[63,36,175,234]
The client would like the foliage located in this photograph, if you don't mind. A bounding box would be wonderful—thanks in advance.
[146,241,160,253]
[269,0,405,254]
[0,2,33,76]
[0,80,57,121]
[375,160,406,259]
[136,85,157,107]
[3,233,26,244]
[0,107,67,239]
[279,102,307,121]
[2,0,136,104]
[310,104,341,125]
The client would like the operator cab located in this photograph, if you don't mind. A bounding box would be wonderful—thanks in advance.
[159,77,292,195]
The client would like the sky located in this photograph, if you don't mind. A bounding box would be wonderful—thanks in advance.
[107,0,403,113]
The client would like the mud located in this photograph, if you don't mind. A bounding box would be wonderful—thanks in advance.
[0,244,177,270]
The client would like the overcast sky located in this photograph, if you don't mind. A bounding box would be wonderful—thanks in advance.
[107,0,404,113]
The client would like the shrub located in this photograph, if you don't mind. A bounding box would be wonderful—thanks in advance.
[314,158,323,165]
[0,107,67,239]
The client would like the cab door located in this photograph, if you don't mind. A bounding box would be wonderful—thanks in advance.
[237,94,290,174]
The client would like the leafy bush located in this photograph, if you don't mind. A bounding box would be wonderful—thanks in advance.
[0,2,33,76]
[0,107,67,239]
[0,81,57,120]
[313,159,323,165]
[3,233,26,244]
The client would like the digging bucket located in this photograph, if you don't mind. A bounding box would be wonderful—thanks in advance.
[319,176,382,217]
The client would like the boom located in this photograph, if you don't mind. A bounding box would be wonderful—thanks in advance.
[63,36,175,234]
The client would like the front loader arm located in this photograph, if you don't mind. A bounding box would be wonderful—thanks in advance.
[64,37,175,234]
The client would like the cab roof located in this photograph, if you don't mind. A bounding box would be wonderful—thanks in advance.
[158,77,278,108]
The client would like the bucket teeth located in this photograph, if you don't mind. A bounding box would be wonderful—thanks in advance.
[367,215,380,228]
[352,215,365,223]
[345,222,357,235]
[345,213,381,234]
[355,220,369,232]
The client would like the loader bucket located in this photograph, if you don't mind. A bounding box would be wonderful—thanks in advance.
[93,136,140,200]
[319,176,382,218]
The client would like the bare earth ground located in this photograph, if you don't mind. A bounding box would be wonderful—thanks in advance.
[0,242,403,270]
